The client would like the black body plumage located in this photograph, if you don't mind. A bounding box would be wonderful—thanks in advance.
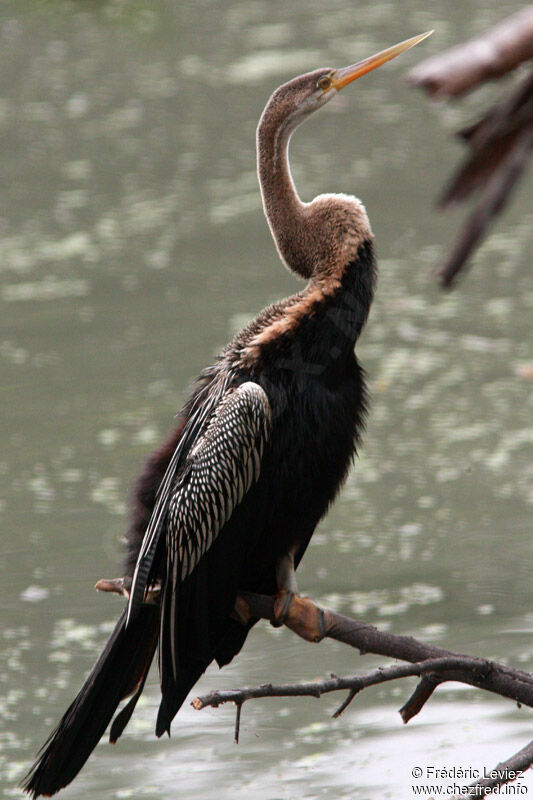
[23,239,375,797]
[23,51,381,796]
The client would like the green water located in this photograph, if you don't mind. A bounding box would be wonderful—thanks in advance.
[1,2,531,798]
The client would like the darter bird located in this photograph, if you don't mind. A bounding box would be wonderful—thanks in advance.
[23,31,431,797]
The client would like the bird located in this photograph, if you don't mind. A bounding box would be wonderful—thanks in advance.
[23,31,431,798]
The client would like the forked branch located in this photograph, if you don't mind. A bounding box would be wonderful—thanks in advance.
[193,591,533,795]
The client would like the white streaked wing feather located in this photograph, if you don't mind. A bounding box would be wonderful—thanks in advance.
[166,382,271,582]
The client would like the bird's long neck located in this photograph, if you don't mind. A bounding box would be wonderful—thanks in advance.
[257,108,312,278]
[249,91,376,370]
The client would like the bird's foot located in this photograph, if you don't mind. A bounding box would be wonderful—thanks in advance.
[95,576,132,598]
[232,589,295,627]
[232,594,253,626]
[95,576,161,605]
[271,589,295,627]
[271,547,300,626]
[233,590,326,642]
[276,549,299,595]
[142,583,162,605]
[275,593,326,642]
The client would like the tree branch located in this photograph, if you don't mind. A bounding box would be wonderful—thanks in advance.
[399,673,444,723]
[407,7,533,97]
[193,592,533,795]
[436,120,533,287]
[451,740,533,799]
[192,655,492,715]
[232,592,533,708]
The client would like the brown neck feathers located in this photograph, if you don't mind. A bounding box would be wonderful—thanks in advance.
[256,100,312,279]
[256,89,373,287]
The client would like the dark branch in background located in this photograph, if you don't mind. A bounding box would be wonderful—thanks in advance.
[408,8,533,97]
[407,8,533,286]
[192,592,533,796]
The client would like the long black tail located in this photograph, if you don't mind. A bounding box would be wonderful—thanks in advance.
[22,604,159,798]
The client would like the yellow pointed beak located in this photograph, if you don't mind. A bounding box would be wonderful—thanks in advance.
[332,31,433,91]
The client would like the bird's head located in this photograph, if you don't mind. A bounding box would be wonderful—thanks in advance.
[257,31,433,281]
[261,31,433,136]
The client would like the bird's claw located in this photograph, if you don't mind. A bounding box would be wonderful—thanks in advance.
[95,577,132,598]
[233,590,326,642]
[95,576,161,605]
[232,594,253,625]
[271,589,295,627]
[274,592,326,642]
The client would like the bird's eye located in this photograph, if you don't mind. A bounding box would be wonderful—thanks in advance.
[317,75,332,91]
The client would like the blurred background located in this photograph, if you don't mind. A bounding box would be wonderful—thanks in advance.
[1,1,531,798]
